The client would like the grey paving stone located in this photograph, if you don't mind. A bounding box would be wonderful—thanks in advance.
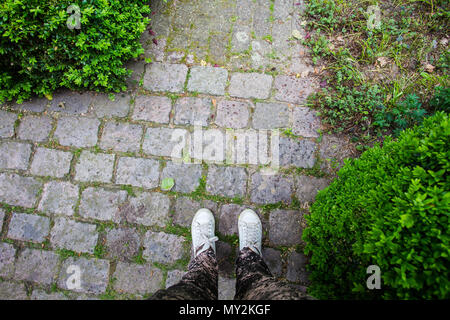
[0,110,17,138]
[286,251,310,284]
[7,213,50,243]
[173,196,219,227]
[117,191,170,227]
[30,147,73,178]
[215,100,250,129]
[58,257,109,294]
[30,290,68,300]
[143,127,189,158]
[292,106,320,138]
[191,128,226,163]
[50,217,98,254]
[252,102,291,129]
[166,51,185,64]
[38,181,79,216]
[262,248,283,277]
[74,151,114,183]
[0,209,4,232]
[187,67,228,95]
[218,204,253,236]
[54,116,100,148]
[274,0,293,20]
[269,209,303,246]
[272,20,293,53]
[219,276,236,300]
[253,1,271,38]
[0,242,16,278]
[250,173,293,204]
[113,262,164,294]
[143,63,188,93]
[278,137,316,168]
[0,173,42,208]
[17,115,53,142]
[320,134,355,174]
[0,142,32,170]
[125,59,145,89]
[79,187,128,223]
[143,231,186,265]
[143,36,167,62]
[236,0,253,24]
[228,73,273,99]
[100,121,143,153]
[116,157,160,189]
[10,97,48,113]
[0,281,28,300]
[92,93,130,118]
[161,162,202,193]
[14,249,59,285]
[209,33,229,65]
[105,227,141,261]
[174,97,212,127]
[216,241,234,276]
[166,270,185,288]
[132,95,172,123]
[295,175,330,203]
[206,166,247,198]
[274,75,315,104]
[231,26,251,53]
[49,91,93,114]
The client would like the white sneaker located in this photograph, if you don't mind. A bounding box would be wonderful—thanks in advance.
[238,209,262,256]
[191,208,218,257]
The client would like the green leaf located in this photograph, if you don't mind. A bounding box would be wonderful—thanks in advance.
[400,214,414,228]
[161,178,175,191]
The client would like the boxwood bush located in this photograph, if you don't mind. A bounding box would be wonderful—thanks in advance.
[303,112,449,299]
[0,0,150,103]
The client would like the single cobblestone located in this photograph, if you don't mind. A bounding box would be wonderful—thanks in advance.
[166,270,185,288]
[252,102,290,129]
[320,134,355,174]
[0,281,28,300]
[38,181,79,216]
[173,196,219,227]
[92,93,130,118]
[49,91,94,114]
[50,217,98,254]
[100,121,143,153]
[0,142,32,170]
[161,162,202,194]
[143,127,189,158]
[105,227,141,261]
[253,1,271,38]
[219,276,236,300]
[7,213,50,243]
[30,147,73,178]
[274,75,315,104]
[229,73,273,99]
[17,115,53,142]
[215,100,250,129]
[125,59,145,89]
[231,26,251,53]
[0,243,15,278]
[262,248,283,277]
[10,97,48,113]
[58,257,109,294]
[79,187,127,223]
[250,173,294,204]
[206,166,247,198]
[187,66,228,96]
[132,95,172,123]
[0,173,42,208]
[118,191,170,227]
[143,231,186,265]
[113,262,163,295]
[174,97,212,127]
[143,63,188,93]
[54,116,100,148]
[14,248,59,285]
[278,137,316,168]
[295,175,330,203]
[292,106,321,138]
[116,157,160,189]
[74,151,115,183]
[0,110,17,138]
[269,209,303,246]
[286,251,310,284]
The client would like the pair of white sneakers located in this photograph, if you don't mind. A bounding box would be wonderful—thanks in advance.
[191,208,262,257]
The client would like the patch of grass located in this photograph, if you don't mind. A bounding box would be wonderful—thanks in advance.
[120,185,136,197]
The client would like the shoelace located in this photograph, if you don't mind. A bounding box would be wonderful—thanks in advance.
[243,222,261,255]
[194,222,218,255]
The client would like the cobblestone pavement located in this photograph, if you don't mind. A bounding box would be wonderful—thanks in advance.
[0,0,355,300]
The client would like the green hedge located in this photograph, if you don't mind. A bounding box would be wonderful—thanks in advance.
[303,112,449,299]
[0,0,150,103]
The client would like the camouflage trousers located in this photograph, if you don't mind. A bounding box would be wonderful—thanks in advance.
[151,247,310,300]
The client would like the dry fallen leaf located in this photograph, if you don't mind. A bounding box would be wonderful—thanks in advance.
[376,57,389,68]
[296,73,301,78]
[301,70,310,77]
[424,63,435,73]
[212,98,217,107]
